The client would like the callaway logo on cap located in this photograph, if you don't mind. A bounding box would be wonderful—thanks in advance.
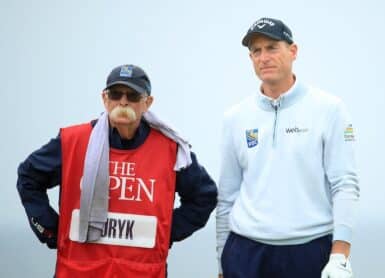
[242,17,294,47]
[251,18,275,30]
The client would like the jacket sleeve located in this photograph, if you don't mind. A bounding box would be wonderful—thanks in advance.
[16,135,62,249]
[323,101,360,244]
[216,114,242,274]
[171,152,217,243]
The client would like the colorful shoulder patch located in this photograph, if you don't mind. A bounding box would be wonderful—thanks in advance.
[246,129,258,148]
[344,124,355,141]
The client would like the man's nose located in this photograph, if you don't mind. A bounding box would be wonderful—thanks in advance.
[259,50,270,62]
[120,93,130,106]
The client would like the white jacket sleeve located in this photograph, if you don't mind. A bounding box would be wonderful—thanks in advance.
[323,101,360,243]
[216,114,243,274]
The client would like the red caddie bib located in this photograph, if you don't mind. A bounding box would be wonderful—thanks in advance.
[56,123,177,278]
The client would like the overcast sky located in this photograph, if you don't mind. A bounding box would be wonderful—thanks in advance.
[1,0,384,277]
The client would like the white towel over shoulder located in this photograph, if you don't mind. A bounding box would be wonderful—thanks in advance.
[78,111,192,243]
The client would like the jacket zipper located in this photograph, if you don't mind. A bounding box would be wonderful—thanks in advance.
[271,99,281,147]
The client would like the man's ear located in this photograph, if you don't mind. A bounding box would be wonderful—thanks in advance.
[144,96,154,111]
[102,91,108,108]
[290,43,298,60]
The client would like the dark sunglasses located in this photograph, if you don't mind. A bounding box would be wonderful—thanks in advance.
[107,89,146,103]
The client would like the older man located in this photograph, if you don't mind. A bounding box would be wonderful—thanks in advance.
[17,64,217,277]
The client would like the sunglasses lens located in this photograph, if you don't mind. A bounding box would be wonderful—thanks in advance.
[126,94,142,102]
[108,90,143,102]
[108,90,123,100]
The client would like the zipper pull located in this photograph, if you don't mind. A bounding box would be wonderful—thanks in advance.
[271,97,281,110]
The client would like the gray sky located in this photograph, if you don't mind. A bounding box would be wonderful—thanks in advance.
[1,0,384,276]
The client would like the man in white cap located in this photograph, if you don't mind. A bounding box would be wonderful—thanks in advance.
[17,64,217,278]
[216,18,359,278]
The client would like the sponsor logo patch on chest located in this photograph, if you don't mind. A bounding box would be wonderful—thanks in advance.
[69,209,157,248]
[285,126,309,134]
[245,129,258,148]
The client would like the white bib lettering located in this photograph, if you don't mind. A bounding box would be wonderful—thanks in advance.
[69,209,157,248]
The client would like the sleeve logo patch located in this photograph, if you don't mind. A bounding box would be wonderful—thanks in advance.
[344,124,355,141]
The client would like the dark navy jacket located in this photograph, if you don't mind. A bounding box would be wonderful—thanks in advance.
[17,119,217,249]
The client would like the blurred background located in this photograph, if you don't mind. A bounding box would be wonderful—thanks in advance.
[1,0,383,276]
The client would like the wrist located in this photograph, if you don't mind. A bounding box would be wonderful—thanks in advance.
[331,240,351,258]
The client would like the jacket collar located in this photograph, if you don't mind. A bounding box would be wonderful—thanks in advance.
[256,80,307,111]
